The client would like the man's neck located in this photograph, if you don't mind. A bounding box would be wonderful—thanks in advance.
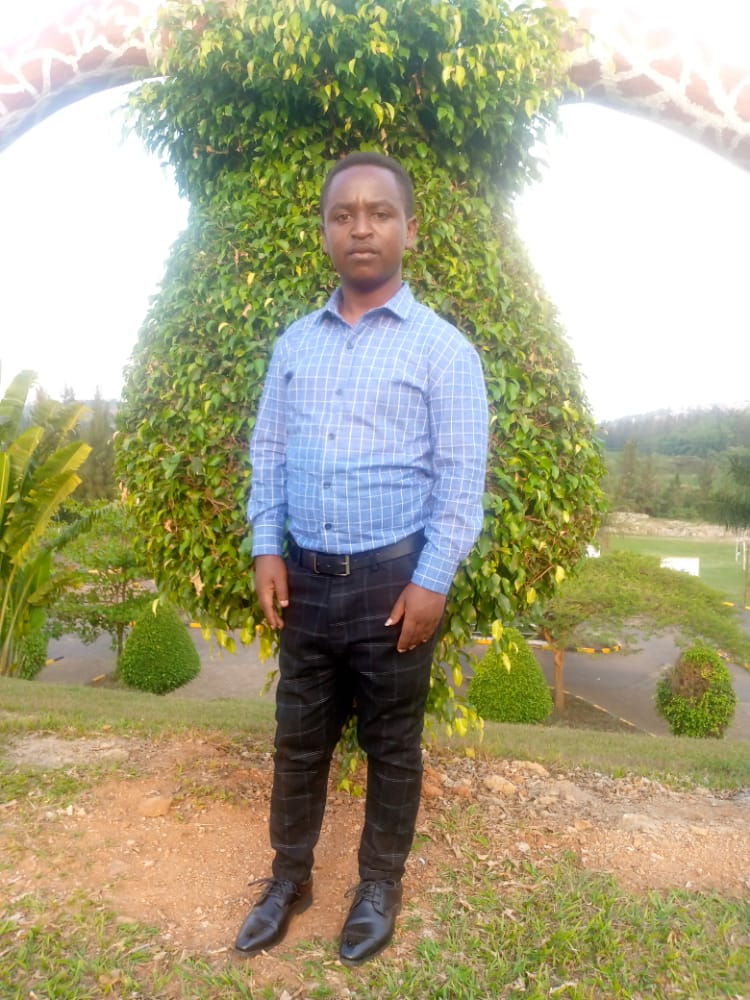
[338,278,403,325]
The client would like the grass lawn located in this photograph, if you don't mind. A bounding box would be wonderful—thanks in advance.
[1,678,749,999]
[605,534,748,608]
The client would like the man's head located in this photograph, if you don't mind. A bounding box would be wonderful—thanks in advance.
[320,152,415,219]
[319,153,417,303]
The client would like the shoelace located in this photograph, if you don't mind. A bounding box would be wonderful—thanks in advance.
[248,876,299,901]
[346,879,395,906]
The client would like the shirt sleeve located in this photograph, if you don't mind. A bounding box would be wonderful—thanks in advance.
[247,341,288,556]
[411,337,488,595]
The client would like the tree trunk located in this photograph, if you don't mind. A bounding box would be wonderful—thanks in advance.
[553,646,566,712]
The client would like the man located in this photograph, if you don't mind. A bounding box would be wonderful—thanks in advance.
[236,151,488,965]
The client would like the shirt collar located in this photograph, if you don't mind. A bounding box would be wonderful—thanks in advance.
[322,283,415,324]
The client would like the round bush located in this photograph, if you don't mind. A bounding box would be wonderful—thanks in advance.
[468,628,553,724]
[119,602,200,695]
[655,643,737,739]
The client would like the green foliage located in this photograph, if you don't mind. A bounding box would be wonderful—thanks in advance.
[14,616,49,680]
[468,627,552,723]
[540,551,750,666]
[75,390,116,502]
[598,408,750,521]
[119,601,201,694]
[49,500,154,659]
[710,448,750,530]
[656,643,738,739]
[0,370,91,676]
[710,447,750,603]
[118,0,606,719]
[603,443,719,522]
[599,406,750,457]
[603,534,746,609]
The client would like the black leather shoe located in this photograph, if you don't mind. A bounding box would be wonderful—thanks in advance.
[234,877,312,955]
[339,879,402,966]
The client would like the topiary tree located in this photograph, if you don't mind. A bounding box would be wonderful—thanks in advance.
[467,626,552,723]
[119,600,201,694]
[655,643,737,739]
[117,0,606,729]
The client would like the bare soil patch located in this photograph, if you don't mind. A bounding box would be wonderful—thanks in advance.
[2,734,750,984]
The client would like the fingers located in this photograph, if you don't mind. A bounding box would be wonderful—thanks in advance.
[254,555,289,630]
[386,583,446,653]
[260,593,285,631]
[385,594,406,629]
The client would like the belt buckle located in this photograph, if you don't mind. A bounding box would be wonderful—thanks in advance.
[311,552,351,576]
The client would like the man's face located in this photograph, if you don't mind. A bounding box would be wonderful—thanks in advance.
[321,165,417,298]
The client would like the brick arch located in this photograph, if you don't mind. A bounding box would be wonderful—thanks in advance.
[2,1,750,169]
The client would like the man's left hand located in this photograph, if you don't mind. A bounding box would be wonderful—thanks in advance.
[386,583,446,653]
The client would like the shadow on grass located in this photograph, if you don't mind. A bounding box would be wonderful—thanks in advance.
[542,689,644,734]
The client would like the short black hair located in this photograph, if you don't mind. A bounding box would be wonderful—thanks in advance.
[320,152,415,218]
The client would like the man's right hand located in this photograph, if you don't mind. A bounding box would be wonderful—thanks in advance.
[254,555,289,630]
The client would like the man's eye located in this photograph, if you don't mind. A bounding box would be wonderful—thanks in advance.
[335,213,350,223]
[373,212,389,220]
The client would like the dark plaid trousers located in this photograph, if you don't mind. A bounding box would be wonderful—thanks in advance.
[270,545,438,884]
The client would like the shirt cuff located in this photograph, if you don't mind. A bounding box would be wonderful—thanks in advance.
[251,523,285,558]
[411,547,459,596]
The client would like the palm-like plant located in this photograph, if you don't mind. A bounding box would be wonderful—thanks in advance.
[0,370,91,675]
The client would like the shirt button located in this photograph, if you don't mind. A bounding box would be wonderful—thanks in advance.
[324,522,333,529]
[335,388,343,396]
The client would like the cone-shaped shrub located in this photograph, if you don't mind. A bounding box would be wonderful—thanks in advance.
[119,602,200,695]
[468,627,552,723]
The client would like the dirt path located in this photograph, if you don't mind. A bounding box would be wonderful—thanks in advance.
[2,732,750,988]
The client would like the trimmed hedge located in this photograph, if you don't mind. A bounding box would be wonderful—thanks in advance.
[468,627,552,724]
[656,643,737,739]
[119,602,200,695]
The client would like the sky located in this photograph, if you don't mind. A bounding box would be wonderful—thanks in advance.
[1,2,749,423]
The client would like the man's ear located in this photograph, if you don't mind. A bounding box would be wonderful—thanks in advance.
[405,216,417,250]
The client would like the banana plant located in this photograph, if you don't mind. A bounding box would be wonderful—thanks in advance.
[0,370,91,676]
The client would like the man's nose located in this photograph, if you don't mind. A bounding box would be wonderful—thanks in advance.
[351,211,373,236]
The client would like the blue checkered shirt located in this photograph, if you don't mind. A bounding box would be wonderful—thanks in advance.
[248,284,488,595]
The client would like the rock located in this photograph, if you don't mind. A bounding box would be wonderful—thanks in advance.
[139,795,173,818]
[453,783,473,800]
[554,779,595,804]
[422,781,442,800]
[513,760,549,778]
[621,812,660,833]
[483,774,517,796]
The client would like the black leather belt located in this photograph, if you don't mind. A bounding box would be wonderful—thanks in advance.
[289,531,424,577]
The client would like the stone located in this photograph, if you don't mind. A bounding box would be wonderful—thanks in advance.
[484,774,517,796]
[139,795,173,818]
